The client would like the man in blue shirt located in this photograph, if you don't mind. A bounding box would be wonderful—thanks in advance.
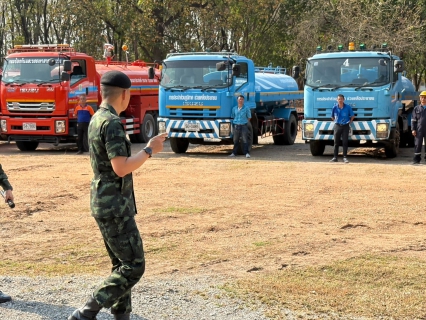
[330,94,355,163]
[74,94,95,154]
[230,95,252,158]
[411,91,426,164]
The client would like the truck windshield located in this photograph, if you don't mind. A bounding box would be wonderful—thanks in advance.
[160,60,231,88]
[306,57,390,87]
[2,57,65,84]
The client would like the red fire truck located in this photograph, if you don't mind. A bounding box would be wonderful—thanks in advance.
[0,44,159,151]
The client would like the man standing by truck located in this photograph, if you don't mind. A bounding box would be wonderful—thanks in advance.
[74,94,95,154]
[0,164,14,304]
[330,94,355,163]
[229,95,252,158]
[411,91,426,164]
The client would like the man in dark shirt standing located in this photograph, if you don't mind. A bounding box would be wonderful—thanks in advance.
[411,91,426,164]
[68,71,167,320]
[330,94,355,163]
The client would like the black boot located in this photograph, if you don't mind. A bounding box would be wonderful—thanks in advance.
[68,295,102,320]
[113,314,130,320]
[413,155,421,164]
[0,291,11,303]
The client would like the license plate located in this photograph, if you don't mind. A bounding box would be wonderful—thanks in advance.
[23,122,36,131]
[184,122,200,132]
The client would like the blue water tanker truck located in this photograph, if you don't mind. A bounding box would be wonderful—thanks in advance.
[302,43,418,158]
[154,51,303,153]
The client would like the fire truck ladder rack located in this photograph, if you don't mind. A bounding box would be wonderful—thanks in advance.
[8,44,74,54]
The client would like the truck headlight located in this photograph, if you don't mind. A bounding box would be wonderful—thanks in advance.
[304,123,314,138]
[376,123,389,138]
[219,123,231,136]
[0,120,6,132]
[158,121,166,134]
[55,120,66,133]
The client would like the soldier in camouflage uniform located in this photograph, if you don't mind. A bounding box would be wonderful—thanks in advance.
[68,71,167,320]
[0,164,14,303]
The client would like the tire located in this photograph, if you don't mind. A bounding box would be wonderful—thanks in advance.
[273,114,297,145]
[237,122,253,155]
[16,141,39,151]
[251,115,259,145]
[170,137,189,153]
[384,124,400,158]
[130,113,156,143]
[310,140,325,156]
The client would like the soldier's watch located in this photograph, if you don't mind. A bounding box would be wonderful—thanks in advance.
[143,147,152,158]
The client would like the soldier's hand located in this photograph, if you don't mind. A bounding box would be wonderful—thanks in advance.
[5,190,14,203]
[146,133,168,155]
[412,130,416,137]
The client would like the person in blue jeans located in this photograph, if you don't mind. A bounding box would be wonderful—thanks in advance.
[230,95,252,158]
[330,94,355,163]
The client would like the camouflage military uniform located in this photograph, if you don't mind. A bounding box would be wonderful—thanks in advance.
[0,164,13,304]
[0,164,13,191]
[88,103,145,315]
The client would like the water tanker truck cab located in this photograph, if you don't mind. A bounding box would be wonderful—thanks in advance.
[0,44,160,151]
[155,51,303,154]
[302,43,418,158]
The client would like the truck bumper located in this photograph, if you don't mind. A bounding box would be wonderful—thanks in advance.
[0,116,70,136]
[157,118,233,139]
[302,119,391,141]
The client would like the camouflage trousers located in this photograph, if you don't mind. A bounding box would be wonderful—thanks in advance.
[93,215,145,314]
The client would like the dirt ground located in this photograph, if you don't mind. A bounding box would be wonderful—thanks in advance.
[0,133,425,281]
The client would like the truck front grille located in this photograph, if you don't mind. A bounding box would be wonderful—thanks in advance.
[7,101,55,113]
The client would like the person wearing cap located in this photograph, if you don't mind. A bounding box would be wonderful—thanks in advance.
[68,71,167,320]
[411,91,426,164]
[229,94,252,158]
[0,164,13,304]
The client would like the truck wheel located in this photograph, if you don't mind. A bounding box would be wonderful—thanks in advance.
[237,122,253,155]
[251,116,259,145]
[170,137,189,153]
[273,114,297,145]
[130,113,156,143]
[16,141,39,151]
[310,140,325,156]
[384,124,400,158]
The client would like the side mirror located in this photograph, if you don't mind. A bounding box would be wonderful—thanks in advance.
[232,64,241,77]
[394,60,404,73]
[63,60,72,72]
[216,62,227,71]
[292,66,300,79]
[379,59,387,66]
[148,67,155,79]
[61,72,70,81]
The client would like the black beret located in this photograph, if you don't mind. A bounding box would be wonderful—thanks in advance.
[100,71,131,89]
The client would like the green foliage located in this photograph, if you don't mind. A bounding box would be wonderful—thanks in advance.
[0,0,426,83]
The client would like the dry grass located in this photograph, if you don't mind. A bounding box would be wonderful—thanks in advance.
[1,140,426,319]
[229,254,426,319]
